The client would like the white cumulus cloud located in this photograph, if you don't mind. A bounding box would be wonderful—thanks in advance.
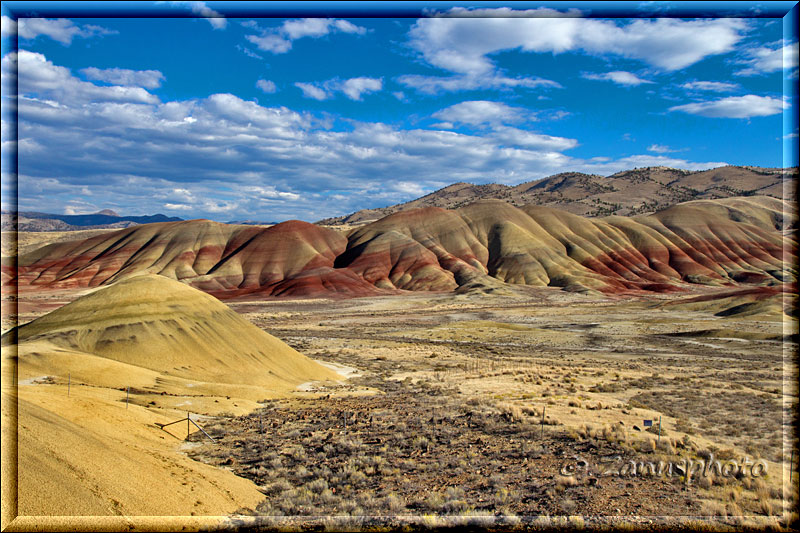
[646,144,683,153]
[296,77,382,101]
[1,15,16,38]
[340,77,383,101]
[15,50,160,105]
[7,51,738,221]
[408,8,744,83]
[398,73,560,95]
[16,18,115,45]
[680,81,739,92]
[669,95,787,119]
[81,67,165,89]
[432,101,534,126]
[583,71,654,86]
[256,79,277,93]
[244,18,366,54]
[169,1,227,30]
[735,41,799,76]
[295,82,330,100]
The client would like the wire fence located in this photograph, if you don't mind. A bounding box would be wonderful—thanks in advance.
[11,371,219,441]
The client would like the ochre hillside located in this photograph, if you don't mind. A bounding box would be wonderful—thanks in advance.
[2,274,342,519]
[319,165,795,225]
[7,196,796,298]
[10,274,339,388]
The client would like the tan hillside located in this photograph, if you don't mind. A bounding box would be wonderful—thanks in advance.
[2,274,342,521]
[2,228,121,257]
[319,165,796,226]
[11,274,339,388]
[335,196,795,296]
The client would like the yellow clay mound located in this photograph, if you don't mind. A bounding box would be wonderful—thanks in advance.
[13,274,340,388]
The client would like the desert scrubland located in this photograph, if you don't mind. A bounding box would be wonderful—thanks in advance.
[1,193,797,531]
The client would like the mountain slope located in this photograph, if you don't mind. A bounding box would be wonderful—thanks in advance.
[1,210,183,232]
[8,196,795,299]
[12,219,380,298]
[319,165,796,226]
[8,274,340,387]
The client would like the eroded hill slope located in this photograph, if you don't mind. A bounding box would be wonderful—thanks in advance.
[7,196,796,298]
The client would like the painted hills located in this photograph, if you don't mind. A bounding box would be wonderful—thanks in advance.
[7,195,795,299]
[3,274,340,517]
[5,274,339,389]
[319,165,795,226]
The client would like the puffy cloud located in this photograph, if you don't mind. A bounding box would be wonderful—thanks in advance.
[398,73,560,94]
[1,15,16,38]
[295,82,330,100]
[647,144,683,153]
[246,33,292,53]
[164,203,193,210]
[409,8,745,76]
[340,77,382,101]
[81,67,165,89]
[15,18,115,45]
[680,81,739,92]
[577,154,727,175]
[583,71,653,86]
[14,50,159,105]
[256,79,277,93]
[295,77,382,101]
[669,95,787,118]
[9,52,732,221]
[735,41,799,76]
[491,126,577,151]
[169,1,227,30]
[284,18,338,39]
[432,101,533,126]
[244,18,366,54]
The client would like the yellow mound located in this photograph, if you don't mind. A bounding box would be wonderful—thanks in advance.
[2,275,344,522]
[13,274,339,388]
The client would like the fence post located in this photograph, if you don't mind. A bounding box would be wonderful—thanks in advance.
[541,405,546,439]
[657,416,662,446]
[126,386,129,409]
[187,412,190,438]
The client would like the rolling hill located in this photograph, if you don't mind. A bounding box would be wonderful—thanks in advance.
[318,165,796,226]
[3,274,341,517]
[7,196,795,300]
[1,209,183,232]
[6,274,340,388]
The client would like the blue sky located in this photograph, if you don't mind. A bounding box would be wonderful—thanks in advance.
[1,2,798,222]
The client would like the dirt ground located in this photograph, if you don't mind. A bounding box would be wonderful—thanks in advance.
[3,283,798,531]
[204,285,797,529]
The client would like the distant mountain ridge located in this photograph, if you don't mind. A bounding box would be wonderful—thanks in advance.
[2,210,183,232]
[318,165,796,226]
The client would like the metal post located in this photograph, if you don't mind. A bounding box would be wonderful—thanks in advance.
[126,387,129,409]
[657,416,662,446]
[541,406,546,439]
[187,412,190,438]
